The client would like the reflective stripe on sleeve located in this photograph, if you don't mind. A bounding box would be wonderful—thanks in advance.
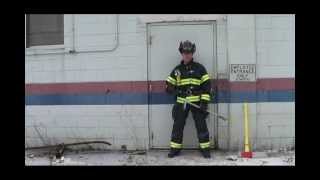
[166,76,177,85]
[201,74,210,84]
[201,94,211,101]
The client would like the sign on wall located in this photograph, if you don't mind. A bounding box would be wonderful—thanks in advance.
[230,64,256,82]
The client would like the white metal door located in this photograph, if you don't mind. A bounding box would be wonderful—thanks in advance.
[148,22,216,149]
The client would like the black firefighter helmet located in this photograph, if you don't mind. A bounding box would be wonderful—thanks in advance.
[178,40,196,54]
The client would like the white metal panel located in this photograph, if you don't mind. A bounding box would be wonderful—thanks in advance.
[148,22,216,148]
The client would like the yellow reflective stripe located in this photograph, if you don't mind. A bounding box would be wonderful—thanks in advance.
[200,142,210,148]
[166,76,177,85]
[201,97,210,101]
[167,80,176,85]
[186,96,200,101]
[184,79,201,84]
[179,78,201,82]
[177,97,185,103]
[177,82,200,86]
[177,78,201,86]
[176,96,201,103]
[167,76,176,83]
[201,74,210,84]
[201,94,211,101]
[170,141,182,148]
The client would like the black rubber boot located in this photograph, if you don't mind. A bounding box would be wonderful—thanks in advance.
[200,148,211,159]
[168,148,181,158]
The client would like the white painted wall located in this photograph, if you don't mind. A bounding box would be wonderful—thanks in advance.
[220,14,295,150]
[26,15,150,150]
[25,105,149,150]
[25,15,148,83]
[25,14,295,151]
[256,14,295,78]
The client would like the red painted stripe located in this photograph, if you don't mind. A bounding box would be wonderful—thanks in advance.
[25,78,295,94]
[256,78,295,91]
[25,81,148,94]
[149,81,166,93]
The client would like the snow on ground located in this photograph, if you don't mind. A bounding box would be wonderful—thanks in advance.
[25,149,295,166]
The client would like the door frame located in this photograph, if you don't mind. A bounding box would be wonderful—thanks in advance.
[146,20,218,149]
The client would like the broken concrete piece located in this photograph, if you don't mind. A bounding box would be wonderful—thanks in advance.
[226,155,238,161]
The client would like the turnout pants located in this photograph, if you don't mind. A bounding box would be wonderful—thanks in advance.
[170,102,210,149]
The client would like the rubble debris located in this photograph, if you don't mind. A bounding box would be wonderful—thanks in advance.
[226,155,238,161]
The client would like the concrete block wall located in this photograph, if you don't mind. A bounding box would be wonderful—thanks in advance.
[25,14,295,151]
[26,15,148,83]
[256,14,295,78]
[224,15,257,151]
[216,18,230,150]
[221,14,295,151]
[25,105,149,149]
[25,14,149,150]
[255,14,295,150]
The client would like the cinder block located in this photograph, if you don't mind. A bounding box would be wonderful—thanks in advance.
[217,139,228,150]
[258,66,295,78]
[257,102,295,115]
[227,15,255,29]
[268,42,291,66]
[119,33,140,46]
[217,126,229,139]
[256,15,272,29]
[29,60,43,71]
[257,51,269,66]
[64,58,82,70]
[75,15,115,35]
[271,16,293,29]
[120,18,138,33]
[111,126,148,139]
[257,118,294,139]
[256,29,290,42]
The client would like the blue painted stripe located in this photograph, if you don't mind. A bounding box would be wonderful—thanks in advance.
[26,93,148,105]
[25,90,295,105]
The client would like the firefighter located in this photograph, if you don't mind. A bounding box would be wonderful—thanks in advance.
[166,40,212,158]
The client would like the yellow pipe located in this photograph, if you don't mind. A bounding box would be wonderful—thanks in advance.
[243,102,250,152]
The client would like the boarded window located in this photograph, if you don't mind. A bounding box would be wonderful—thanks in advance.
[26,14,64,47]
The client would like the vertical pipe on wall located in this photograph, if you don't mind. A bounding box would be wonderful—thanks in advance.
[225,15,231,150]
[254,14,258,150]
[72,14,75,53]
[213,21,218,149]
[25,14,26,49]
